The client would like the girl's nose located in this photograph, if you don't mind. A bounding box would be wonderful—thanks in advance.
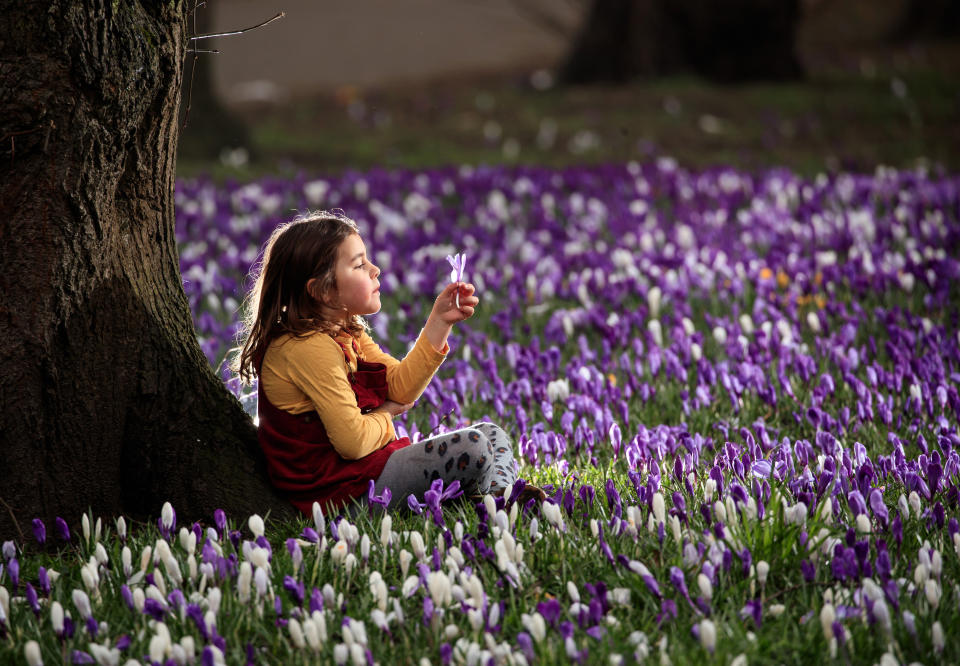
[371,263,380,278]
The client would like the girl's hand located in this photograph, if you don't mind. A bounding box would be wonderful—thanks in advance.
[430,282,479,325]
[373,400,415,417]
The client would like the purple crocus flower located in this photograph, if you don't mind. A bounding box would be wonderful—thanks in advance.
[283,575,305,606]
[71,650,95,664]
[407,494,426,515]
[120,585,135,611]
[143,598,167,621]
[868,489,888,529]
[367,479,392,513]
[55,517,70,541]
[214,509,227,536]
[7,558,18,591]
[25,583,40,617]
[32,518,46,545]
[300,526,319,543]
[37,566,50,596]
[187,604,210,641]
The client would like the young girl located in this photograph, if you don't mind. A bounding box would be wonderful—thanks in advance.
[235,210,521,514]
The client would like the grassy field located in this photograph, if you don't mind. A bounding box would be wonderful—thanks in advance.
[177,41,960,180]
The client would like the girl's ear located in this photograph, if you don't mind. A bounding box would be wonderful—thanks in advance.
[307,278,334,306]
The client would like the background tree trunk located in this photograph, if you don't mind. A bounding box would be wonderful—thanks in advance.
[886,0,960,42]
[0,1,293,541]
[560,0,804,84]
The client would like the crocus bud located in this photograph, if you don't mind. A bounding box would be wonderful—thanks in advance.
[380,515,392,548]
[50,601,64,635]
[756,561,770,585]
[288,618,306,649]
[410,532,426,560]
[697,573,713,601]
[248,514,265,539]
[652,493,665,524]
[933,621,944,652]
[399,550,413,578]
[908,492,921,516]
[819,603,835,641]
[72,589,92,619]
[698,619,716,653]
[24,641,43,666]
[647,287,662,318]
[925,579,940,609]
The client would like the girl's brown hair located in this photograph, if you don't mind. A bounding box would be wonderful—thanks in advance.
[233,210,367,384]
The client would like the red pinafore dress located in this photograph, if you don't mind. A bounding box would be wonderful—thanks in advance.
[256,337,411,513]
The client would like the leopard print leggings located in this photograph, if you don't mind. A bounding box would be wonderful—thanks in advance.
[373,422,517,509]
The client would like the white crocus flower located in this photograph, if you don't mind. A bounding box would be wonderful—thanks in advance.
[712,326,727,345]
[908,491,922,516]
[698,619,716,652]
[312,502,326,535]
[819,604,835,641]
[648,319,663,347]
[380,515,392,548]
[925,579,941,609]
[399,549,413,578]
[248,514,265,539]
[647,286,662,317]
[756,561,769,586]
[89,642,120,666]
[542,502,565,531]
[521,612,546,643]
[288,618,306,649]
[72,589,92,619]
[50,600,64,634]
[237,562,252,602]
[933,621,944,652]
[652,493,665,524]
[410,532,426,560]
[697,574,713,601]
[24,641,43,666]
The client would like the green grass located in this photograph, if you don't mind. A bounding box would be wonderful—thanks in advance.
[178,60,960,181]
[9,256,956,663]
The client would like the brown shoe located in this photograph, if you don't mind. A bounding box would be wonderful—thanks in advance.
[513,484,547,505]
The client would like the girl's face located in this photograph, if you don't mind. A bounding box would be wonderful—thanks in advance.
[329,233,381,317]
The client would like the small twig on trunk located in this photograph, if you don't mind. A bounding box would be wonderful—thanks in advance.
[181,8,284,131]
[189,12,285,41]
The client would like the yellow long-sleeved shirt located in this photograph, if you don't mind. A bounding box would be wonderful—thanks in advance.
[260,328,448,460]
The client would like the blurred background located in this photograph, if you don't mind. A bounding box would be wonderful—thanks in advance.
[176,0,959,178]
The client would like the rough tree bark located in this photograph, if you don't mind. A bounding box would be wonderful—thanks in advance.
[560,0,804,84]
[0,1,293,541]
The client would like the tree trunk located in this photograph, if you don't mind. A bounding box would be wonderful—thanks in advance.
[560,0,804,85]
[886,0,960,42]
[0,1,293,541]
